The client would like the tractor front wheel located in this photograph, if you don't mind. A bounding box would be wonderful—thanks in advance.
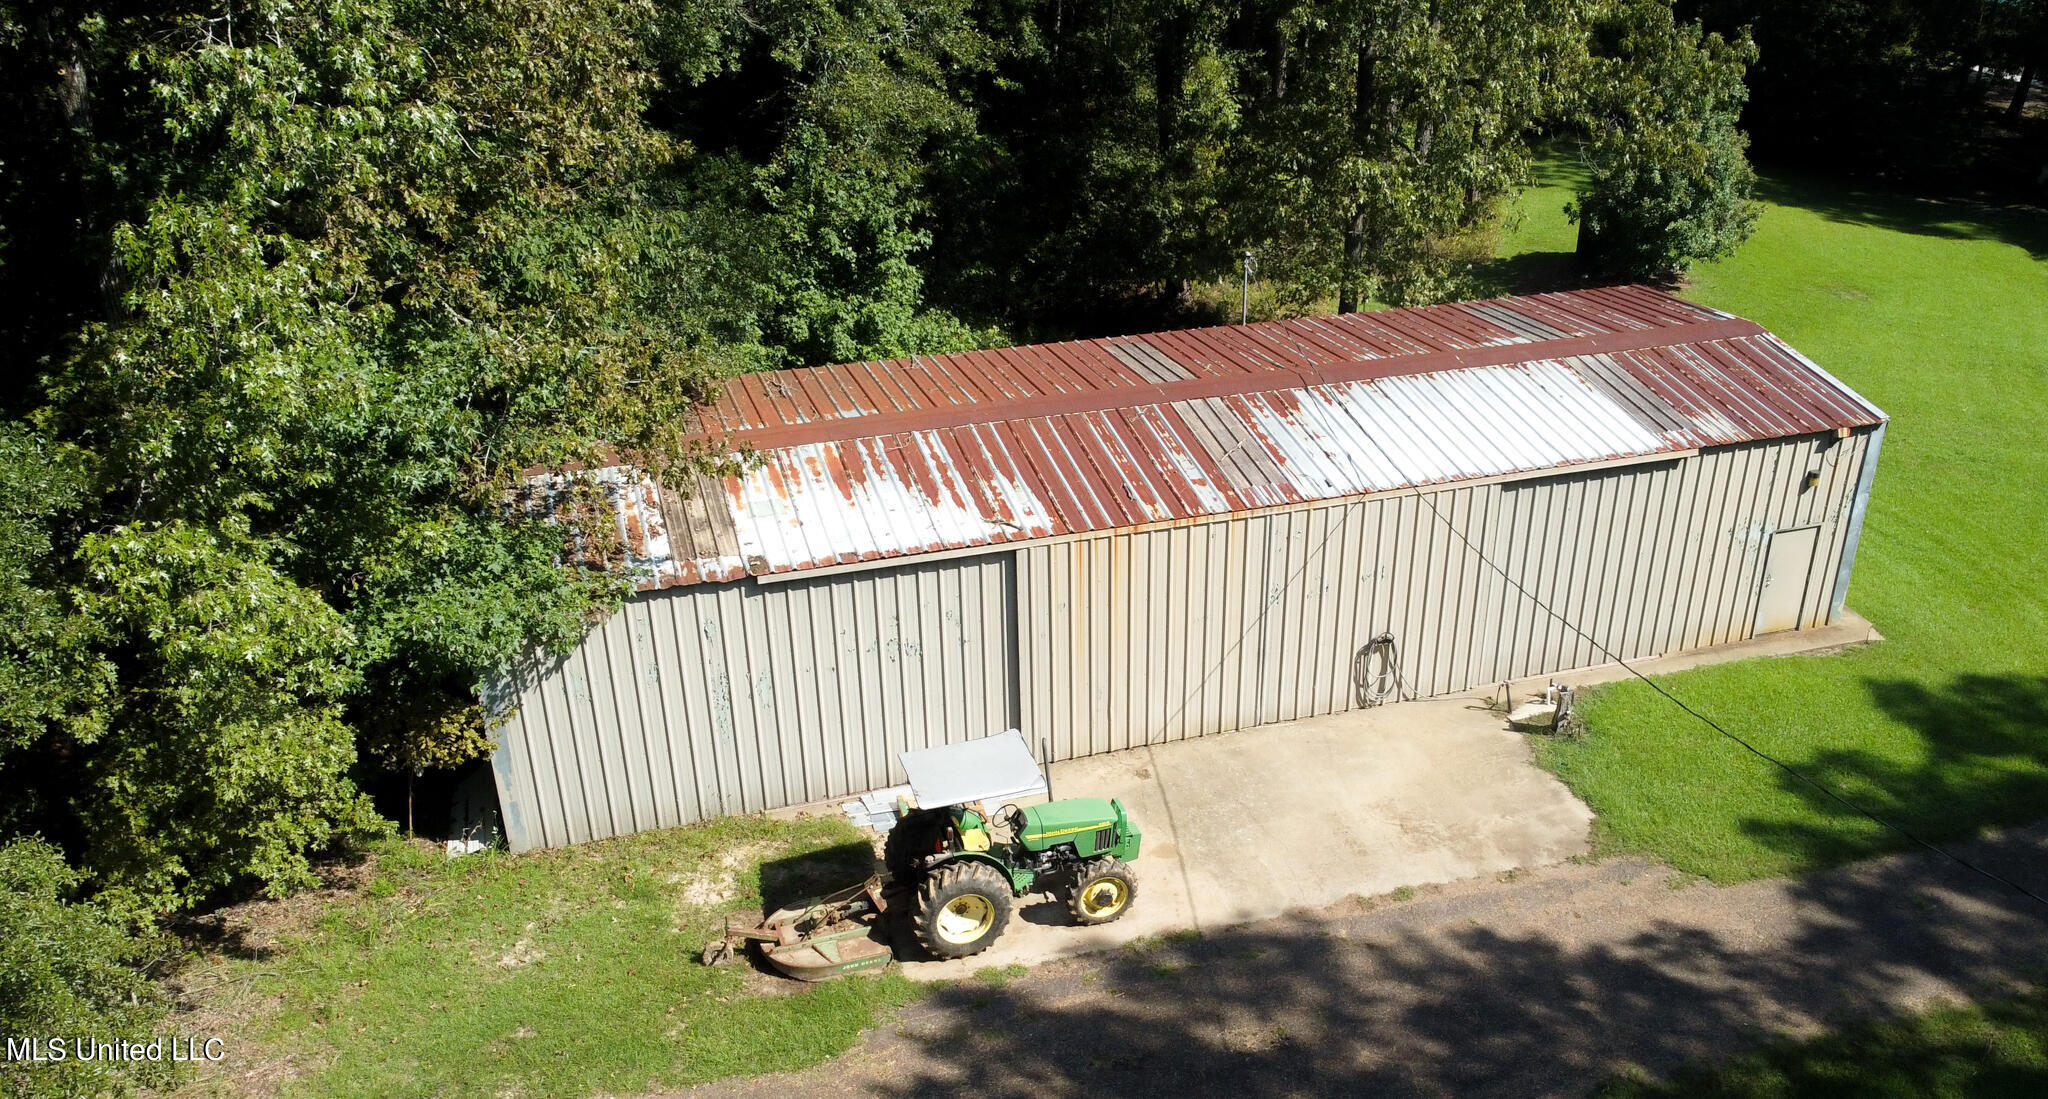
[1066,857,1136,926]
[915,861,1013,959]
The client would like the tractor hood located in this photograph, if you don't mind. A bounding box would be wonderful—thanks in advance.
[1019,798,1117,842]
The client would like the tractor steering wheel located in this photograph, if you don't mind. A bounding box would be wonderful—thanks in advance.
[996,803,1027,843]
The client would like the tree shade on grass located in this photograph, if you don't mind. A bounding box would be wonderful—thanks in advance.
[179,817,921,1098]
[1597,986,2048,1097]
[1517,166,2048,882]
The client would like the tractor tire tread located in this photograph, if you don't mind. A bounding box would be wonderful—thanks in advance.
[885,810,943,884]
[914,860,1013,960]
[1065,856,1137,926]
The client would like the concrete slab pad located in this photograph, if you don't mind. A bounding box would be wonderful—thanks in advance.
[764,608,1881,982]
[1506,607,1882,697]
[897,694,1593,980]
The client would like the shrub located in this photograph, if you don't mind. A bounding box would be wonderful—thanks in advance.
[0,840,171,1098]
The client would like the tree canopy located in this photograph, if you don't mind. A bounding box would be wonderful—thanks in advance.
[1569,0,1761,277]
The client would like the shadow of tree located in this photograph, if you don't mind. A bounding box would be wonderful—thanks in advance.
[1740,675,2048,868]
[1754,172,2048,261]
[1465,157,2048,303]
[729,826,2048,1099]
[1464,248,1597,300]
[1599,984,2048,1097]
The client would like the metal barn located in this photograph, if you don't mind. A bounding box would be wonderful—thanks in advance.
[485,285,1887,852]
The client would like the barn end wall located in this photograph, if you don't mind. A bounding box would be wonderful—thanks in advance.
[488,427,1878,851]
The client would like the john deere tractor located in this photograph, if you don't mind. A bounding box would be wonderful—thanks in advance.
[887,797,1141,959]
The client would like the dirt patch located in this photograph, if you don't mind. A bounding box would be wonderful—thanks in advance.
[160,848,403,1098]
[163,955,327,1099]
[175,851,381,963]
[665,841,778,920]
[495,933,546,969]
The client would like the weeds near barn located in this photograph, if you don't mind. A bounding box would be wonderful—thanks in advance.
[168,817,921,1098]
[1511,162,2048,883]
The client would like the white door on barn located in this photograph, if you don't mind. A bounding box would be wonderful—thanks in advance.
[1754,525,1820,634]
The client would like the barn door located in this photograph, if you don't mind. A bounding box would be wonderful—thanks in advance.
[1755,526,1820,634]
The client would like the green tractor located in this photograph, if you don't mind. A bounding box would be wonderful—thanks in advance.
[886,796,1142,959]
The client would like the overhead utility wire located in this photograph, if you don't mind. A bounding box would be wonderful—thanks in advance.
[1335,426,2048,914]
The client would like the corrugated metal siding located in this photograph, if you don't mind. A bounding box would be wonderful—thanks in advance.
[489,553,1019,851]
[1017,430,1876,758]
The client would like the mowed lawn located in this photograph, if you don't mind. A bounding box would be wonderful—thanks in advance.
[175,820,920,1098]
[1499,158,2048,881]
[1598,986,2048,1097]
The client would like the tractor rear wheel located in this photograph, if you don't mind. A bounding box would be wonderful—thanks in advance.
[1065,857,1136,926]
[915,861,1013,959]
[885,810,944,884]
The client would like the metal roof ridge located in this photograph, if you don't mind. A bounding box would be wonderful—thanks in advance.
[718,315,1768,451]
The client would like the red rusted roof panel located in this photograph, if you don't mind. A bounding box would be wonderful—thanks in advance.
[554,286,1883,589]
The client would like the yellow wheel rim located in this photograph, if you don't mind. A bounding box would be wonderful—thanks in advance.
[936,894,996,944]
[1078,878,1128,918]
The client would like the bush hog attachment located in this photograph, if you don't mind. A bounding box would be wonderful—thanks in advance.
[701,875,893,981]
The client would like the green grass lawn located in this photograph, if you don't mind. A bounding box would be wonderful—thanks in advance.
[1598,986,2048,1097]
[1486,157,2048,882]
[176,819,920,1098]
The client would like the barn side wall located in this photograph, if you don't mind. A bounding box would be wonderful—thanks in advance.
[486,553,1019,852]
[1018,430,1874,759]
[489,428,1877,851]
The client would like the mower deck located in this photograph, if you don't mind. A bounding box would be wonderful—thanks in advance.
[705,876,895,981]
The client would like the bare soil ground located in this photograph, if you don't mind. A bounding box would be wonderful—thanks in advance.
[164,856,385,1097]
[675,824,2048,1099]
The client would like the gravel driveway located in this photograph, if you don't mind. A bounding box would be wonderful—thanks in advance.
[677,824,2048,1098]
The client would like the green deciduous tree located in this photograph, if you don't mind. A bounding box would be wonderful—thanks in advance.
[1679,0,2038,188]
[655,0,1002,365]
[1996,0,2048,121]
[9,0,724,907]
[73,521,385,905]
[1231,0,1584,311]
[1568,0,1760,279]
[0,428,114,855]
[0,428,108,756]
[923,0,1248,333]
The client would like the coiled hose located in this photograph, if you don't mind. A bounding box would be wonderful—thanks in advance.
[1353,632,1403,708]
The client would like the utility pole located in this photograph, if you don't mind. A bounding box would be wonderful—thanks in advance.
[1241,250,1254,324]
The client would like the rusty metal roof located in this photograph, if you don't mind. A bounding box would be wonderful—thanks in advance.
[554,285,1886,589]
